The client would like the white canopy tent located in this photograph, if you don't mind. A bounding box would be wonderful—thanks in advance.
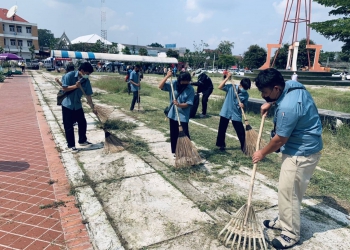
[71,34,112,45]
[51,50,178,64]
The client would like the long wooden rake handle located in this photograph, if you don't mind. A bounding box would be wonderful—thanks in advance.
[244,113,266,223]
[232,84,248,122]
[169,76,182,126]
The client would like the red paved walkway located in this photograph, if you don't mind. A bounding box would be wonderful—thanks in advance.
[0,75,92,249]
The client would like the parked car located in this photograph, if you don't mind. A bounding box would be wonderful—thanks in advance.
[26,60,40,70]
[332,72,345,77]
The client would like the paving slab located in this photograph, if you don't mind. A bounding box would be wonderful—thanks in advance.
[95,173,213,249]
[79,147,155,183]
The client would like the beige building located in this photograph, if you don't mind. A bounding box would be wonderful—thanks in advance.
[0,8,39,60]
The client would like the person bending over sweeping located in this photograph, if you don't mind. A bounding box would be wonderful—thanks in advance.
[252,68,323,249]
[129,64,141,111]
[191,70,214,118]
[216,72,251,152]
[159,70,194,157]
[61,62,97,153]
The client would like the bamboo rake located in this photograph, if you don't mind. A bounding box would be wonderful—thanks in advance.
[218,114,268,250]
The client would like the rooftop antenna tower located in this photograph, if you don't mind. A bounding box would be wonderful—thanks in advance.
[101,0,107,50]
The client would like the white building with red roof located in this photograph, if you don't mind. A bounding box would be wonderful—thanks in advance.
[0,7,39,60]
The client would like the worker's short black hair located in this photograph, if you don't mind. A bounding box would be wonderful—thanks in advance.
[255,68,285,91]
[177,72,191,82]
[240,78,251,90]
[78,62,94,73]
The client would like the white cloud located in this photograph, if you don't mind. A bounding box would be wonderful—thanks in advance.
[222,28,229,33]
[272,0,287,15]
[126,12,133,16]
[186,12,212,23]
[242,31,251,35]
[109,24,129,31]
[186,0,198,10]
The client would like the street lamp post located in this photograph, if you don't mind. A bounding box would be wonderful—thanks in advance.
[213,54,215,71]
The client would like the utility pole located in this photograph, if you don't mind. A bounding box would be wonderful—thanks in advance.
[101,0,107,51]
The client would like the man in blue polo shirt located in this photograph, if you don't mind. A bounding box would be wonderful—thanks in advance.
[252,68,323,249]
[129,65,140,111]
[62,62,96,153]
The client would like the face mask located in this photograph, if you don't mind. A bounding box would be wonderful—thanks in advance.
[263,96,278,102]
[82,74,89,79]
[262,88,280,102]
[239,88,247,93]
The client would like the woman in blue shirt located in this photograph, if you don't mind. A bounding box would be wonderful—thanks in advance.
[159,71,195,155]
[216,72,251,152]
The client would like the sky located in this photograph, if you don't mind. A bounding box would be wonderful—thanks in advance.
[3,0,343,55]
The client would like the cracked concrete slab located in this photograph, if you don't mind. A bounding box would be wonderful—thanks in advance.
[95,173,213,249]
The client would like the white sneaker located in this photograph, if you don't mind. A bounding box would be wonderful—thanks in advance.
[79,141,92,146]
[67,147,79,153]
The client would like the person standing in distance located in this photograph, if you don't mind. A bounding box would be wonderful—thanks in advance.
[61,62,96,153]
[291,71,298,81]
[191,70,214,118]
[252,68,323,249]
[129,65,141,111]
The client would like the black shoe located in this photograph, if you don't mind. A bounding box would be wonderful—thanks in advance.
[219,146,225,151]
[263,217,282,230]
[272,234,298,249]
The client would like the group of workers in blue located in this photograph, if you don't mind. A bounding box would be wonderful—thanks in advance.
[156,67,323,250]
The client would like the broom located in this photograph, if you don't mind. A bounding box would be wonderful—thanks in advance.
[77,84,124,153]
[169,77,202,168]
[218,113,267,250]
[55,78,113,122]
[233,84,266,157]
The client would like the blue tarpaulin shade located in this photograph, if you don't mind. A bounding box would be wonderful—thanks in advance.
[51,50,178,64]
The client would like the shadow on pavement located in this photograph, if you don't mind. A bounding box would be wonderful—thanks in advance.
[0,161,30,172]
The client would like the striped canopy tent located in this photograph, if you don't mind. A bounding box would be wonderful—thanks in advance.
[51,50,178,64]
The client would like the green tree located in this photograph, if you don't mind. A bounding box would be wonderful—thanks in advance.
[216,40,234,55]
[273,43,290,69]
[319,51,336,63]
[148,42,163,48]
[166,49,179,59]
[122,46,131,55]
[90,40,105,53]
[138,47,148,56]
[310,0,350,56]
[131,45,136,55]
[38,29,56,49]
[297,38,316,68]
[0,46,4,54]
[192,40,209,69]
[242,45,267,69]
[109,42,119,54]
[29,45,36,60]
[217,54,237,69]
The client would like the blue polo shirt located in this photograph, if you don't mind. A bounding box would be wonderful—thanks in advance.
[162,80,194,123]
[129,70,140,92]
[61,71,93,110]
[219,84,249,122]
[274,80,323,156]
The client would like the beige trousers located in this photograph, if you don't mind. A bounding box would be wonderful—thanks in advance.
[278,152,321,240]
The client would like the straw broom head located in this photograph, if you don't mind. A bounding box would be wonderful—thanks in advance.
[94,104,114,123]
[175,126,202,168]
[104,130,124,153]
[243,121,267,157]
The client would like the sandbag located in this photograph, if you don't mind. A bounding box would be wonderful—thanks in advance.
[190,93,200,118]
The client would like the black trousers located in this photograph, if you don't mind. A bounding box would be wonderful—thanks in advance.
[169,118,190,154]
[130,91,140,110]
[62,106,87,148]
[201,88,213,115]
[216,116,245,151]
